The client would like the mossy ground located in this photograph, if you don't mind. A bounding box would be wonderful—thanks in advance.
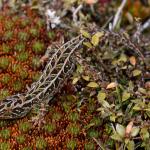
[0,6,63,100]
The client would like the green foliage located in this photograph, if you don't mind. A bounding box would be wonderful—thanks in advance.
[66,139,77,150]
[36,137,47,150]
[13,80,23,92]
[18,32,29,41]
[0,142,10,150]
[30,28,39,37]
[84,142,95,150]
[16,135,26,144]
[67,123,80,136]
[32,41,44,54]
[68,112,79,122]
[32,57,41,69]
[0,89,10,100]
[2,44,11,53]
[44,124,56,133]
[0,57,10,70]
[16,51,29,62]
[87,129,99,138]
[14,43,25,52]
[19,122,31,133]
[1,74,11,85]
[0,129,10,140]
[3,31,13,40]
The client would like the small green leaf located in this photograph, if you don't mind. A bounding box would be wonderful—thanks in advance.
[97,91,106,101]
[82,75,90,81]
[132,69,141,76]
[91,32,104,46]
[111,133,122,142]
[122,91,130,101]
[116,124,125,138]
[83,42,93,48]
[87,82,99,88]
[80,30,91,38]
[72,77,79,85]
[131,127,140,137]
[126,140,135,150]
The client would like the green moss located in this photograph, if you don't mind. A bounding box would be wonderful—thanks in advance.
[47,31,55,40]
[11,64,21,73]
[30,28,39,37]
[0,142,10,150]
[18,32,29,41]
[3,31,13,40]
[36,137,47,150]
[19,69,28,79]
[84,142,95,150]
[16,135,26,144]
[0,129,10,140]
[32,72,41,82]
[22,146,32,150]
[67,123,80,136]
[14,43,25,52]
[2,44,11,53]
[32,41,44,54]
[19,122,31,133]
[36,19,44,28]
[16,51,29,62]
[5,20,14,30]
[90,117,102,127]
[0,89,10,100]
[44,124,56,134]
[1,74,11,85]
[13,80,23,92]
[68,112,79,122]
[21,19,30,27]
[66,139,77,150]
[32,57,41,69]
[0,57,10,70]
[52,112,62,121]
[87,129,99,138]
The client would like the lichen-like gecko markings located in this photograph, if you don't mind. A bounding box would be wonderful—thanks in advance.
[0,35,84,119]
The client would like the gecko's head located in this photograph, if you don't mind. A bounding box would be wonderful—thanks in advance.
[0,94,30,119]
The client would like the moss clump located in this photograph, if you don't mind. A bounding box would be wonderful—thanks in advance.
[16,135,26,144]
[16,51,29,62]
[18,32,29,41]
[0,89,10,100]
[13,80,23,92]
[84,142,95,150]
[47,31,55,40]
[3,31,13,41]
[14,43,25,52]
[68,112,79,122]
[2,44,11,53]
[32,41,44,54]
[1,74,11,85]
[30,28,39,37]
[67,123,80,136]
[19,122,31,133]
[87,129,99,138]
[43,124,56,134]
[36,137,47,150]
[0,57,10,70]
[0,142,10,150]
[0,129,10,140]
[66,139,77,150]
[32,57,41,69]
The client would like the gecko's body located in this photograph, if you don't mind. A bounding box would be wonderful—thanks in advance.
[0,35,84,119]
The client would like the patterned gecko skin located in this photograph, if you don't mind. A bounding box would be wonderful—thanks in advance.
[0,35,84,119]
